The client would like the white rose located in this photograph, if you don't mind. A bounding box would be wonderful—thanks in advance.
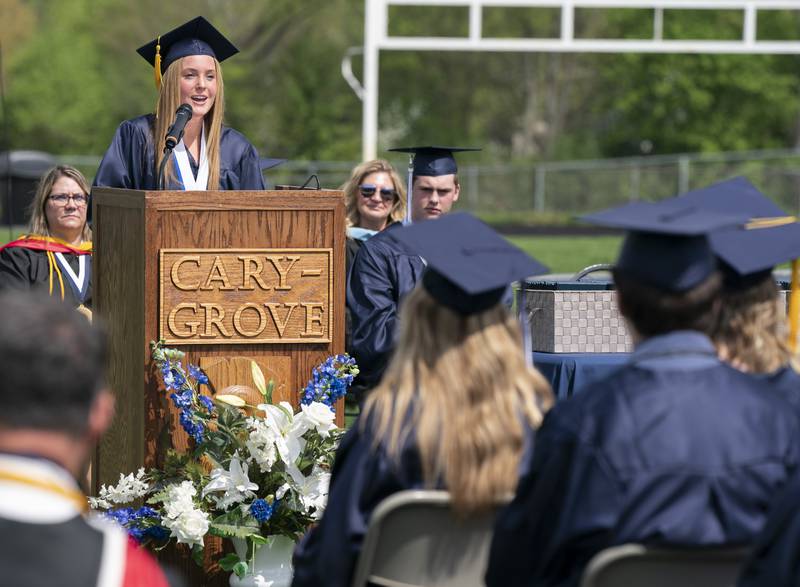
[301,402,336,437]
[167,508,210,548]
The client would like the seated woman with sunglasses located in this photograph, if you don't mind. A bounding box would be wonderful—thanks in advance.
[0,166,93,311]
[342,160,406,275]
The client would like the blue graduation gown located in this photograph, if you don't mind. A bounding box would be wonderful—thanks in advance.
[738,470,800,587]
[291,415,432,587]
[486,331,800,587]
[92,114,265,190]
[346,225,425,399]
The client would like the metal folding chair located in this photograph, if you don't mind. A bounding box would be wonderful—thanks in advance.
[580,543,749,587]
[351,490,501,587]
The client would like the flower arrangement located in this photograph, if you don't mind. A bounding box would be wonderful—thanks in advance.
[90,342,358,576]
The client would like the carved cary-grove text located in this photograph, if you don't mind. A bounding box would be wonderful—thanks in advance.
[159,249,333,345]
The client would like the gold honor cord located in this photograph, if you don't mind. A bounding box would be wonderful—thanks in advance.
[0,469,88,513]
[790,259,800,353]
[45,250,66,300]
[745,216,800,352]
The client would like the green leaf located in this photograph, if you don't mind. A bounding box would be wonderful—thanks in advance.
[209,510,260,539]
[218,553,243,572]
[191,544,204,567]
[251,361,267,397]
[250,534,269,546]
[210,522,260,539]
[233,561,249,579]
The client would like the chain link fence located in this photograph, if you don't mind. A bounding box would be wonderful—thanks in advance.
[60,148,800,221]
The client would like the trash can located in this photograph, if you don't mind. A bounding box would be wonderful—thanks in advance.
[0,150,57,226]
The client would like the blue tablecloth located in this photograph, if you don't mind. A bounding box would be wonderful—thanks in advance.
[533,352,630,399]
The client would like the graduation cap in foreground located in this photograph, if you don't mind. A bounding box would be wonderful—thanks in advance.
[389,212,548,315]
[666,177,800,283]
[137,16,239,88]
[388,146,480,224]
[581,200,745,292]
[665,176,800,351]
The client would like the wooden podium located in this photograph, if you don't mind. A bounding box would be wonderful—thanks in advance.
[91,188,346,490]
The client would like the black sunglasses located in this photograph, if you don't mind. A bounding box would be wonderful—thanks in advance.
[359,184,397,201]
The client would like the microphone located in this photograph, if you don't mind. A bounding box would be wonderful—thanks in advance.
[164,104,193,151]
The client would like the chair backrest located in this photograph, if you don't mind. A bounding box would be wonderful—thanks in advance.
[580,543,749,587]
[350,490,500,587]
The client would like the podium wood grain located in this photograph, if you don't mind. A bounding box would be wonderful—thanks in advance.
[92,188,346,587]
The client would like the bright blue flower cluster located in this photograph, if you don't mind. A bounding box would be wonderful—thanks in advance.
[250,498,276,523]
[300,354,359,409]
[106,506,168,543]
[160,359,215,444]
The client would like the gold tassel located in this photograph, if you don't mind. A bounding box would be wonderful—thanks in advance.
[154,36,162,89]
[745,216,797,230]
[46,251,66,301]
[789,259,800,353]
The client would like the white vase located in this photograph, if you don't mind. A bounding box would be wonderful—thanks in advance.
[229,535,295,587]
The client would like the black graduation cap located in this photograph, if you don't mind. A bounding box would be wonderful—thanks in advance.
[137,16,239,87]
[388,146,480,224]
[388,212,548,315]
[582,201,746,292]
[666,177,800,282]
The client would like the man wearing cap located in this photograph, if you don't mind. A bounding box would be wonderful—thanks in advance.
[347,146,476,400]
[486,199,800,587]
[0,291,174,586]
[94,16,265,192]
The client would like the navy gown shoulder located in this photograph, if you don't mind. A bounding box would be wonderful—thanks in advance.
[291,414,428,587]
[93,114,265,190]
[486,361,800,587]
[346,225,425,399]
[93,115,155,190]
[218,126,265,190]
[739,470,800,587]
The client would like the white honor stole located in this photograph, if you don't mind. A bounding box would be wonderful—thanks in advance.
[54,253,90,303]
[173,124,209,190]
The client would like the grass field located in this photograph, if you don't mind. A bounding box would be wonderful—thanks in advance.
[506,235,623,276]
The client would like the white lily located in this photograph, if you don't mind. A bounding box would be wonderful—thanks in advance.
[202,455,259,509]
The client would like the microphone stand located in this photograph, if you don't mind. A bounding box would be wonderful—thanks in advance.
[157,147,173,190]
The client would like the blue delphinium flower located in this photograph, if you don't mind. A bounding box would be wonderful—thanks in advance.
[188,364,209,386]
[106,506,163,544]
[301,354,358,408]
[198,395,214,412]
[250,498,274,523]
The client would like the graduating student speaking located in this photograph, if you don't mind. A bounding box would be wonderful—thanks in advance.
[93,16,265,191]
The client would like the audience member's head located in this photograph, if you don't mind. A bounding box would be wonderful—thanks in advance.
[28,165,92,244]
[342,159,406,231]
[389,146,478,223]
[0,292,112,475]
[363,213,552,513]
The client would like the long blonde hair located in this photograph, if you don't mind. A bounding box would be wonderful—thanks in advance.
[342,159,406,229]
[28,166,91,242]
[154,57,225,190]
[712,275,799,373]
[361,287,553,514]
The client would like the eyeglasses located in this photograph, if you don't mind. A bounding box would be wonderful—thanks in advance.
[359,185,397,201]
[48,193,89,206]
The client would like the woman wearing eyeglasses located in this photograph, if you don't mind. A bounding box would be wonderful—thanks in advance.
[342,159,406,275]
[0,166,92,310]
